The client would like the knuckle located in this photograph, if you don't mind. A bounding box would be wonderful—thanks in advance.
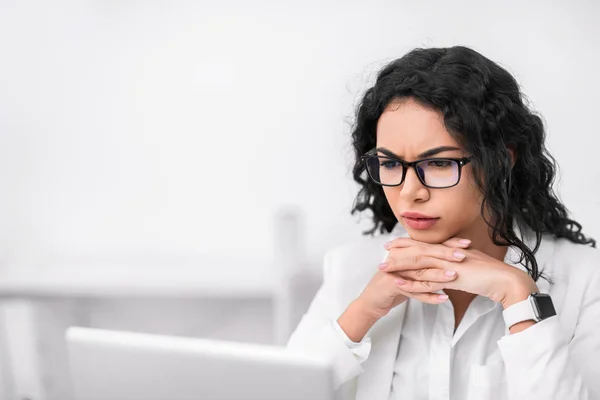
[414,268,426,278]
[412,254,422,266]
[393,284,406,296]
[420,280,433,290]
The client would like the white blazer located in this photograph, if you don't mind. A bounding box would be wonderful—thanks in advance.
[286,224,600,400]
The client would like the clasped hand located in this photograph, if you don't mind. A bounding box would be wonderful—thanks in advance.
[358,237,539,320]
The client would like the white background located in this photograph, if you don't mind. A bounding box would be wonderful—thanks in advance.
[0,2,599,399]
[0,0,598,272]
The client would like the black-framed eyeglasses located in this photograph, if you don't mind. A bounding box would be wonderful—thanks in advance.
[361,149,472,189]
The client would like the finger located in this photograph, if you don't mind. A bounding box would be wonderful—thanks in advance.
[384,237,420,249]
[385,241,468,263]
[394,277,448,293]
[385,236,471,250]
[442,237,471,249]
[395,288,449,304]
[382,254,454,273]
[396,268,458,283]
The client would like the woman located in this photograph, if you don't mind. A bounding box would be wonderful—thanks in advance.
[286,46,600,400]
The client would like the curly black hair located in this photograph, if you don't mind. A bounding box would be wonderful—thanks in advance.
[350,46,595,281]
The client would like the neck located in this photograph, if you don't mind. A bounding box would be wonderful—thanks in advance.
[456,216,509,262]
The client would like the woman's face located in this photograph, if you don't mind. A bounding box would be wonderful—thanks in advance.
[376,98,485,243]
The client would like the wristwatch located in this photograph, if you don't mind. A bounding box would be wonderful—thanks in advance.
[502,293,557,328]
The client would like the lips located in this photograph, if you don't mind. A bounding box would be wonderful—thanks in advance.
[401,212,439,230]
[401,211,437,219]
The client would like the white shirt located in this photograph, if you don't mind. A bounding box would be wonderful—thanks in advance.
[287,224,600,400]
[331,238,532,400]
[390,294,503,400]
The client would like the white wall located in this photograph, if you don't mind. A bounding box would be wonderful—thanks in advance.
[0,0,599,272]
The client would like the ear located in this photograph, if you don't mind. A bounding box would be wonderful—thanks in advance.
[507,145,517,168]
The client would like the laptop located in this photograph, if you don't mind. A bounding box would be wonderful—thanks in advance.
[65,327,337,400]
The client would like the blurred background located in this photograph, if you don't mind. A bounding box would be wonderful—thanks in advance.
[0,0,599,399]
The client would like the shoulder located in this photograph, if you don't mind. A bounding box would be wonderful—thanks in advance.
[540,235,599,329]
[544,235,599,283]
[536,235,600,314]
[323,224,406,265]
[317,233,392,307]
[322,232,391,284]
[325,234,389,263]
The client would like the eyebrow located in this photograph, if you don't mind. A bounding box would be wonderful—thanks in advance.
[375,146,461,159]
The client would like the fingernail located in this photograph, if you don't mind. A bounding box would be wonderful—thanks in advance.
[395,278,406,285]
[378,263,388,270]
[384,241,392,249]
[445,270,457,277]
[459,239,471,245]
[438,294,449,301]
[453,251,466,260]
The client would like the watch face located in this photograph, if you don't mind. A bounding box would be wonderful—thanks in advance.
[532,293,557,320]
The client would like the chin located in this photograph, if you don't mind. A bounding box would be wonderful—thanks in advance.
[404,227,453,244]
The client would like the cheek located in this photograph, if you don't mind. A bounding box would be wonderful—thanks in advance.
[438,177,483,219]
[382,187,404,217]
[382,187,397,204]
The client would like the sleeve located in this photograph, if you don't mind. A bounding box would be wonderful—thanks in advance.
[497,267,600,399]
[331,320,372,363]
[285,249,370,389]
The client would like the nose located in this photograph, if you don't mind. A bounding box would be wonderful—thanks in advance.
[399,166,429,202]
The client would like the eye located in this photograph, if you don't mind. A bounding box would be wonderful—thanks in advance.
[380,160,401,170]
[426,160,453,168]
